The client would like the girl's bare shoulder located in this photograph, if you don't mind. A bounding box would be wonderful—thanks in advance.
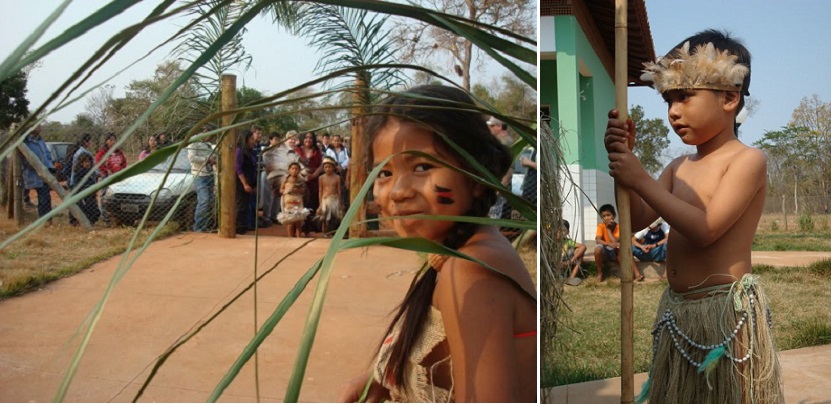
[437,226,536,300]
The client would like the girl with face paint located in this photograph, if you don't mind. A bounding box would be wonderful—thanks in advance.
[338,85,537,402]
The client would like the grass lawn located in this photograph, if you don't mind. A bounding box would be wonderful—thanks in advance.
[543,259,831,388]
[0,208,179,299]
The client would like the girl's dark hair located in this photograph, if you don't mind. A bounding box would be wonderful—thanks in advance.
[672,29,751,133]
[145,134,158,152]
[238,129,254,150]
[100,132,116,151]
[301,131,319,151]
[73,151,93,172]
[366,84,512,388]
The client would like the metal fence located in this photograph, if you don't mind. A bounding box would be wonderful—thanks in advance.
[67,148,214,230]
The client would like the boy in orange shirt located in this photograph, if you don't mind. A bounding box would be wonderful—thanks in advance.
[594,204,644,283]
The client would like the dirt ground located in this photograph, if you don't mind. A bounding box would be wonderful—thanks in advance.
[0,227,538,402]
[0,233,418,402]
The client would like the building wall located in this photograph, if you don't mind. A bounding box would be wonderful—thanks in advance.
[540,15,617,243]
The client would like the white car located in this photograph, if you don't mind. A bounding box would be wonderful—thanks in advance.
[102,148,199,227]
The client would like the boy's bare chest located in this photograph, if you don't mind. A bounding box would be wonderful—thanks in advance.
[671,158,730,207]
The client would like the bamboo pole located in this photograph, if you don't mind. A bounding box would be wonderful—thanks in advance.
[348,75,368,238]
[615,1,635,402]
[17,143,93,229]
[219,74,238,238]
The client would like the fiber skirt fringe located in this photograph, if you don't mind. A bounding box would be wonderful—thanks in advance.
[642,274,783,404]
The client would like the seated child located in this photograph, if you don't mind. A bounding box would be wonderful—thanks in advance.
[316,156,343,235]
[632,218,669,263]
[561,220,587,286]
[277,162,308,237]
[594,204,644,282]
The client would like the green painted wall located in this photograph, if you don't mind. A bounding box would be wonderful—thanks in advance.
[539,15,617,171]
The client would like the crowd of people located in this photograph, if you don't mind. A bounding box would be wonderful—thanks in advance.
[20,126,128,226]
[19,114,537,243]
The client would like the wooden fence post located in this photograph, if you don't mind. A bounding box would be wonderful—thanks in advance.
[219,74,238,238]
[348,76,369,238]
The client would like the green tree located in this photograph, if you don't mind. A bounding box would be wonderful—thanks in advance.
[630,105,670,177]
[0,70,29,129]
[102,61,201,151]
[790,94,831,197]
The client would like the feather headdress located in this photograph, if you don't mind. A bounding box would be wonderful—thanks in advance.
[640,41,749,94]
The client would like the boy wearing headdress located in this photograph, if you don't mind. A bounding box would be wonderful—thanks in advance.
[605,29,783,403]
[317,156,343,234]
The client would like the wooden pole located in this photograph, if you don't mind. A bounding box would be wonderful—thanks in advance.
[17,143,92,229]
[615,1,635,402]
[219,74,238,238]
[12,149,22,225]
[782,194,788,231]
[348,75,368,238]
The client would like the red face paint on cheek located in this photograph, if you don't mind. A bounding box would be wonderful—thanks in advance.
[435,185,455,205]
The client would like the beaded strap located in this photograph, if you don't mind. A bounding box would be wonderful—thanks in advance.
[651,286,773,368]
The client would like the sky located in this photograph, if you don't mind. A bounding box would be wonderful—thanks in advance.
[1,1,529,125]
[628,1,831,159]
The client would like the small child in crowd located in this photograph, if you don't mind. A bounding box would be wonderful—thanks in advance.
[69,153,100,224]
[316,156,343,235]
[277,162,307,238]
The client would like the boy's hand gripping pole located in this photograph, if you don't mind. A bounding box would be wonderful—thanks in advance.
[615,1,635,403]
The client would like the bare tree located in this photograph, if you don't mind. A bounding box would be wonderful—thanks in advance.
[392,0,534,90]
[84,84,115,130]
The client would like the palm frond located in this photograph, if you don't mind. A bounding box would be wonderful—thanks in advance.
[294,4,406,96]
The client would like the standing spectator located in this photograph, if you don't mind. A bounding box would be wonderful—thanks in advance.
[325,134,350,209]
[520,148,537,206]
[95,133,127,223]
[157,132,171,147]
[95,133,127,176]
[486,116,515,222]
[250,125,268,227]
[235,129,258,234]
[67,134,97,225]
[258,132,281,225]
[138,134,158,161]
[70,134,95,185]
[295,131,323,234]
[69,153,100,225]
[320,132,332,153]
[21,125,55,220]
[487,116,515,147]
[187,125,216,232]
[263,130,302,222]
[278,162,307,237]
[316,156,342,235]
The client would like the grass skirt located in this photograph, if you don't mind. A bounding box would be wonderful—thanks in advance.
[277,194,309,225]
[640,274,783,403]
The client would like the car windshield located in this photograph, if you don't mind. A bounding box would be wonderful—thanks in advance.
[150,149,191,173]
